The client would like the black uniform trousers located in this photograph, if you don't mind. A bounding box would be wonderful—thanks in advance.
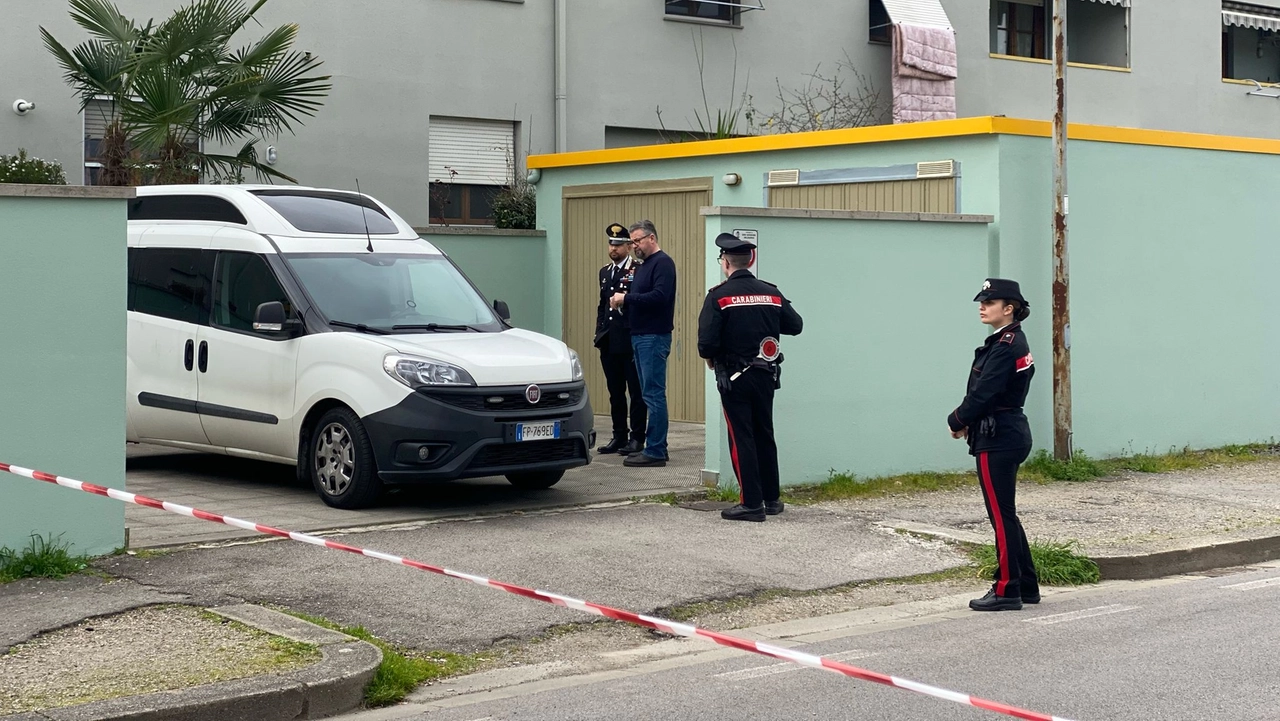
[976,446,1038,599]
[719,368,780,509]
[600,349,646,443]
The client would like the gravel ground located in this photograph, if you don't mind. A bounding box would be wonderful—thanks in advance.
[818,460,1280,555]
[0,605,320,715]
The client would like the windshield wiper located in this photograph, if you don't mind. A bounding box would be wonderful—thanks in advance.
[391,323,481,332]
[329,320,391,335]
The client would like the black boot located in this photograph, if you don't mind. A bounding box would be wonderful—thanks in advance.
[720,504,766,522]
[597,437,627,454]
[619,438,643,455]
[764,500,785,516]
[968,588,1023,612]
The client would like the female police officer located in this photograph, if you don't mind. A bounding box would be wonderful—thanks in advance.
[947,278,1039,612]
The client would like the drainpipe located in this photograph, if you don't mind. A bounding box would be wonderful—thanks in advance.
[554,0,568,152]
[1051,0,1073,461]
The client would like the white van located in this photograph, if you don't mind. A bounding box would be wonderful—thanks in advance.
[124,184,595,509]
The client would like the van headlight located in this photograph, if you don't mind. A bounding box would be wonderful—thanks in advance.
[384,353,476,388]
[569,350,584,381]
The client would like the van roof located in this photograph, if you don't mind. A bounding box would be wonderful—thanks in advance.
[128,184,423,240]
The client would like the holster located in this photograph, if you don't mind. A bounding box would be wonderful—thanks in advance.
[978,415,997,439]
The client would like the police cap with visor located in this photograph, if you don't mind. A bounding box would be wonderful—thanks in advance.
[606,223,631,246]
[715,232,755,257]
[973,278,1028,306]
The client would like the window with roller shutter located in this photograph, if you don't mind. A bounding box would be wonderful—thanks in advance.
[82,97,201,185]
[428,117,516,226]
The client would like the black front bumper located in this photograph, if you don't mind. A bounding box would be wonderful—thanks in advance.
[361,381,595,484]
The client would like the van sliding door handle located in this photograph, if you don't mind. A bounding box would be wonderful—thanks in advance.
[184,339,194,371]
[198,341,208,373]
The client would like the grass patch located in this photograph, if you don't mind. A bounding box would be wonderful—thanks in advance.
[0,534,90,584]
[1023,442,1277,483]
[277,608,489,707]
[781,469,976,505]
[969,539,1100,586]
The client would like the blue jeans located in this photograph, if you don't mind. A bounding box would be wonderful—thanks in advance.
[630,333,671,459]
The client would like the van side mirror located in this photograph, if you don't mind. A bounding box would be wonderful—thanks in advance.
[493,299,511,322]
[253,301,299,335]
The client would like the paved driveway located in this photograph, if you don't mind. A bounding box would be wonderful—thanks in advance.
[124,417,706,548]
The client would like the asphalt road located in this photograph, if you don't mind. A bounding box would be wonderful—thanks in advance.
[336,562,1280,721]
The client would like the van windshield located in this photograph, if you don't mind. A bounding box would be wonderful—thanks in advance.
[283,253,504,332]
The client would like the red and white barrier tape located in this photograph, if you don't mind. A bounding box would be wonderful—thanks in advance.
[2,461,1074,721]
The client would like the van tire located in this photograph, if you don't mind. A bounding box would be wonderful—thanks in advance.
[505,470,565,490]
[309,407,383,509]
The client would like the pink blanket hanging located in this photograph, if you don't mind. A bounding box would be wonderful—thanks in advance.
[891,22,958,124]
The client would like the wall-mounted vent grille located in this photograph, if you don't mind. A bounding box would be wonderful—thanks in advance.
[766,169,801,186]
[916,160,956,178]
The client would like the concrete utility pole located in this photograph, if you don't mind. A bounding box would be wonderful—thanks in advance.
[1051,0,1072,461]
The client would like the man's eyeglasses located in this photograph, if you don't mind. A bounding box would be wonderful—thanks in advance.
[630,233,653,243]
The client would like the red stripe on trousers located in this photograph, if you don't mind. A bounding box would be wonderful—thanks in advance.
[722,408,744,504]
[979,452,1011,596]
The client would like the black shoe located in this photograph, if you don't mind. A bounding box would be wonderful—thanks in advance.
[597,437,627,454]
[1022,591,1041,604]
[720,504,766,522]
[623,453,666,467]
[764,500,784,516]
[619,439,643,455]
[968,589,1023,612]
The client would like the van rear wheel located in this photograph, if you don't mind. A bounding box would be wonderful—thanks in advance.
[505,470,564,490]
[310,408,383,509]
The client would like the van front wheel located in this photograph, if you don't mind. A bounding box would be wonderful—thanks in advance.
[310,408,383,509]
[505,470,564,490]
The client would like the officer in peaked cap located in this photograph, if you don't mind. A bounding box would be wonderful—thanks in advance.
[947,277,1039,611]
[593,222,647,455]
[697,232,803,522]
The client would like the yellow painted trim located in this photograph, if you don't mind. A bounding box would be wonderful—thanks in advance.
[528,116,1001,169]
[989,117,1280,155]
[988,53,1131,73]
[1223,77,1280,88]
[527,115,1280,170]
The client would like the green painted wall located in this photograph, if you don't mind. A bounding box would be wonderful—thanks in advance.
[534,136,1004,339]
[421,231,548,335]
[998,135,1280,457]
[702,214,992,486]
[0,194,128,557]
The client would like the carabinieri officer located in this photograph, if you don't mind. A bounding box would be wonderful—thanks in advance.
[698,233,803,522]
[947,278,1039,611]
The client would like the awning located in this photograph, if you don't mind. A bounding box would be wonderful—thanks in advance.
[880,0,952,30]
[1223,1,1280,31]
[1002,0,1129,6]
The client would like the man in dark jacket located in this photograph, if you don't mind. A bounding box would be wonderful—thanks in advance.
[594,223,646,455]
[698,233,803,522]
[610,219,676,467]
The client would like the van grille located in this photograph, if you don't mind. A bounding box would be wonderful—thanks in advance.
[422,385,584,412]
[471,439,586,469]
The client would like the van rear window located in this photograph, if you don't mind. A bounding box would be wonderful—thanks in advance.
[250,190,400,235]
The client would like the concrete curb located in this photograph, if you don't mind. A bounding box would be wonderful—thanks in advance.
[1092,534,1280,580]
[878,520,1280,580]
[3,605,381,721]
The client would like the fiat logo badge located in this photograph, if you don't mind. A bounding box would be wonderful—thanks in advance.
[525,384,542,404]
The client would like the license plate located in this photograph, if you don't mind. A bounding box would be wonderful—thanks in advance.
[516,421,560,442]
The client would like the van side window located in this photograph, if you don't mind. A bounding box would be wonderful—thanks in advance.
[129,248,212,324]
[212,252,292,333]
[128,195,248,224]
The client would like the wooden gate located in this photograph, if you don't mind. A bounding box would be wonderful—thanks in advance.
[562,177,712,424]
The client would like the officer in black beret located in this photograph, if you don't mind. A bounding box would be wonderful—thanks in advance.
[697,233,803,522]
[947,278,1039,611]
[594,223,646,455]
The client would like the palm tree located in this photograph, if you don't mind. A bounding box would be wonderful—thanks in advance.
[41,0,332,184]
